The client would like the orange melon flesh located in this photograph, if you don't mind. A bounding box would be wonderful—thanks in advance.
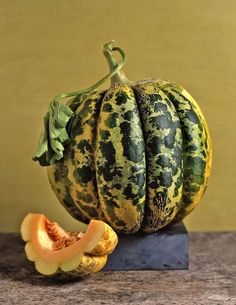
[20,213,118,276]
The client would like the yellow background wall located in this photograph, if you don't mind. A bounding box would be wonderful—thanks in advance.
[0,0,235,232]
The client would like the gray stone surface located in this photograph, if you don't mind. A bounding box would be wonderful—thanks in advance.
[0,232,235,305]
[104,222,188,270]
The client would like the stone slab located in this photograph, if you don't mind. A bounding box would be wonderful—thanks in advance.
[103,221,189,270]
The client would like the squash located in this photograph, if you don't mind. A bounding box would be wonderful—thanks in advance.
[45,41,212,234]
[20,213,118,277]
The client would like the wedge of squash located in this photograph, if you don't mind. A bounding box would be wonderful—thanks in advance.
[20,213,118,277]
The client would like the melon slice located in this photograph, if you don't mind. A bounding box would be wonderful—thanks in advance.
[20,213,118,277]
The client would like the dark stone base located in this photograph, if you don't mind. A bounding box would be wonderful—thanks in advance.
[103,221,189,270]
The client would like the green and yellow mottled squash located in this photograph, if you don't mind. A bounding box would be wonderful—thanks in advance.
[21,213,118,277]
[47,41,212,234]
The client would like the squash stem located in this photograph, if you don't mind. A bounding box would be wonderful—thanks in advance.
[103,40,131,85]
[52,40,129,104]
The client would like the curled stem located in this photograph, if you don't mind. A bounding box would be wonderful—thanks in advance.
[53,40,128,103]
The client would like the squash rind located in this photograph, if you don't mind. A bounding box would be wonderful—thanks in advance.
[46,79,212,234]
[133,83,183,232]
[95,84,146,234]
[20,214,118,277]
[160,83,212,220]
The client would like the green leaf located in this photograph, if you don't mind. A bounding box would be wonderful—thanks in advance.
[32,100,73,166]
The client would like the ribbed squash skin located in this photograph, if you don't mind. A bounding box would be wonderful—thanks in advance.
[47,78,212,234]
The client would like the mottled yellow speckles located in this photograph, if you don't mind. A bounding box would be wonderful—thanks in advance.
[68,91,105,220]
[48,77,211,234]
[95,84,146,233]
[47,165,66,205]
[160,83,212,221]
[181,88,212,182]
[134,83,183,232]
